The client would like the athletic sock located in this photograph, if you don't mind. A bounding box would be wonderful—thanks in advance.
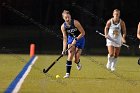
[106,54,113,69]
[111,57,117,70]
[66,60,72,74]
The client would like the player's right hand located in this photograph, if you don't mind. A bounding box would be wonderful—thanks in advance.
[105,35,109,39]
[71,39,77,45]
[61,50,66,55]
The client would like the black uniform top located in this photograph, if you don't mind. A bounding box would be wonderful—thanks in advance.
[64,19,80,37]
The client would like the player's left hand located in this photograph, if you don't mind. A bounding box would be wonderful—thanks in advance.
[122,38,126,43]
[71,39,77,45]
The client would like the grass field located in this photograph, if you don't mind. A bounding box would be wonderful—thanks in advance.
[0,54,140,93]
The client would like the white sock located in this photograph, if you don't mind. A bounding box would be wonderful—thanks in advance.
[111,57,117,71]
[106,54,113,69]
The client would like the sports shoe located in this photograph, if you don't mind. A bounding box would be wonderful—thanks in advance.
[106,63,111,70]
[63,73,70,78]
[76,63,82,70]
[111,67,115,71]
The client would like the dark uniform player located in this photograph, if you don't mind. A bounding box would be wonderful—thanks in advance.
[61,10,85,78]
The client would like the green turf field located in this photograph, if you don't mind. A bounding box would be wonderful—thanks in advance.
[0,54,140,93]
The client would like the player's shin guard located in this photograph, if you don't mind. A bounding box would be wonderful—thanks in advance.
[111,57,117,71]
[66,60,72,74]
[106,54,113,69]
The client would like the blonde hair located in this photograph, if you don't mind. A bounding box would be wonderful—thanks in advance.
[62,10,70,17]
[113,9,120,13]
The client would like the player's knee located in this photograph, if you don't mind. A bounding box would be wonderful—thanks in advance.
[68,50,74,54]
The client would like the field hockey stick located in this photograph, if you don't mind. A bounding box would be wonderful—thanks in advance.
[96,30,130,48]
[43,45,73,73]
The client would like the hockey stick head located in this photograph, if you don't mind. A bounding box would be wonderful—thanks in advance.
[43,69,47,73]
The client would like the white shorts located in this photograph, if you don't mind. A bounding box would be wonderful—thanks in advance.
[106,39,122,47]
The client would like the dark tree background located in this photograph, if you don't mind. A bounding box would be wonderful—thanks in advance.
[0,0,139,55]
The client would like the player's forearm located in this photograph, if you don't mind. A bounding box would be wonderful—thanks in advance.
[137,32,140,39]
[104,27,108,36]
[122,33,126,39]
[122,30,126,39]
[77,32,85,40]
[122,21,127,39]
[137,24,140,39]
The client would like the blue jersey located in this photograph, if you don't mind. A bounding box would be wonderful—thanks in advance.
[64,19,80,37]
[64,19,85,49]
